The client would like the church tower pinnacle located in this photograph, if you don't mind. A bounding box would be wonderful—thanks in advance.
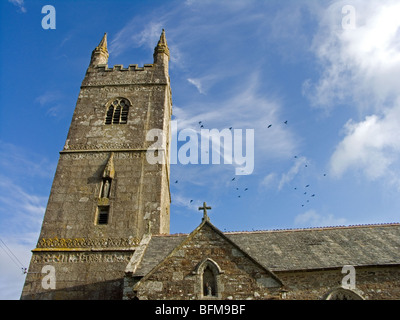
[89,33,109,67]
[153,29,170,66]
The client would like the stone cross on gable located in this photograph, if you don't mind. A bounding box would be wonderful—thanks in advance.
[199,202,211,221]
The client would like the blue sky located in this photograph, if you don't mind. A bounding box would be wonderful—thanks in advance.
[1,0,400,299]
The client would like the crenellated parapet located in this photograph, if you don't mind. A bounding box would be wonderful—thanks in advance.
[82,63,169,87]
[96,64,155,71]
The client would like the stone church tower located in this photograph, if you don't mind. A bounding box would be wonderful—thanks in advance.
[21,30,172,299]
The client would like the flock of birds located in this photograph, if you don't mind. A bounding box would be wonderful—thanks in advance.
[173,118,328,209]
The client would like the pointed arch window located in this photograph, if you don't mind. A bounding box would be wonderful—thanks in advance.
[105,98,130,125]
[203,265,217,297]
[193,258,224,299]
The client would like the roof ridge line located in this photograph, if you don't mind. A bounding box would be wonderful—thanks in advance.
[224,222,400,234]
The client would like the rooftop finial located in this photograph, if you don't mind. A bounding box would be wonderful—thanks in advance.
[154,29,170,62]
[97,33,108,53]
[199,202,212,222]
[89,33,109,67]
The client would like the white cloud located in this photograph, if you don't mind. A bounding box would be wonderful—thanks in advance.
[304,1,400,185]
[304,0,400,110]
[0,177,47,241]
[169,70,298,184]
[330,103,400,182]
[35,91,66,118]
[0,141,56,180]
[294,209,347,228]
[278,156,307,190]
[8,0,26,13]
[110,19,165,57]
[35,92,59,106]
[0,142,52,246]
[0,177,46,300]
[171,193,201,212]
[0,143,51,299]
[187,78,205,94]
[179,72,297,161]
[260,173,277,189]
[259,156,311,192]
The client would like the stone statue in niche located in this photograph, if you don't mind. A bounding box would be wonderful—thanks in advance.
[100,153,114,200]
[205,282,212,296]
[203,266,216,297]
[101,179,111,198]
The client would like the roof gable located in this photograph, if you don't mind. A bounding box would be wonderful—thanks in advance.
[130,223,400,279]
[131,218,283,289]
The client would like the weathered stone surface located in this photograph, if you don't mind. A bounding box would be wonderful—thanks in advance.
[277,266,400,300]
[126,221,282,300]
[124,222,400,300]
[21,31,171,300]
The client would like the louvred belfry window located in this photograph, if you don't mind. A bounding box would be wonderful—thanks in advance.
[105,98,130,124]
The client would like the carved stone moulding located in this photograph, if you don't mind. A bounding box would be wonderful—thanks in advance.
[35,237,140,250]
[63,142,143,151]
[32,252,134,264]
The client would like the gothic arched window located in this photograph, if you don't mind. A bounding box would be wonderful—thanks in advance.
[105,98,130,125]
[193,258,224,299]
[203,265,217,297]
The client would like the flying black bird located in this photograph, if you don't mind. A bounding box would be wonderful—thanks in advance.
[200,125,204,128]
[244,188,248,191]
[190,200,193,203]
[175,180,178,183]
[305,184,310,188]
[284,120,288,124]
[268,124,272,128]
[199,121,202,124]
[232,178,236,181]
[311,194,315,197]
[229,127,232,130]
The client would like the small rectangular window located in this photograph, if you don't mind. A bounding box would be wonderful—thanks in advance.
[97,206,109,225]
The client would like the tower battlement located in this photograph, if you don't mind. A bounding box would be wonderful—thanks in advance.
[82,62,170,87]
[84,31,170,88]
[95,64,155,72]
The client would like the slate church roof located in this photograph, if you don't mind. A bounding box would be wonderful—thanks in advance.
[129,222,400,277]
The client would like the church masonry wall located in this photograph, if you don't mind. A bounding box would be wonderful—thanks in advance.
[128,252,400,300]
[66,83,168,152]
[36,61,172,244]
[21,250,134,300]
[276,265,400,300]
[128,224,282,300]
[38,151,154,241]
[61,66,172,237]
[21,31,172,300]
